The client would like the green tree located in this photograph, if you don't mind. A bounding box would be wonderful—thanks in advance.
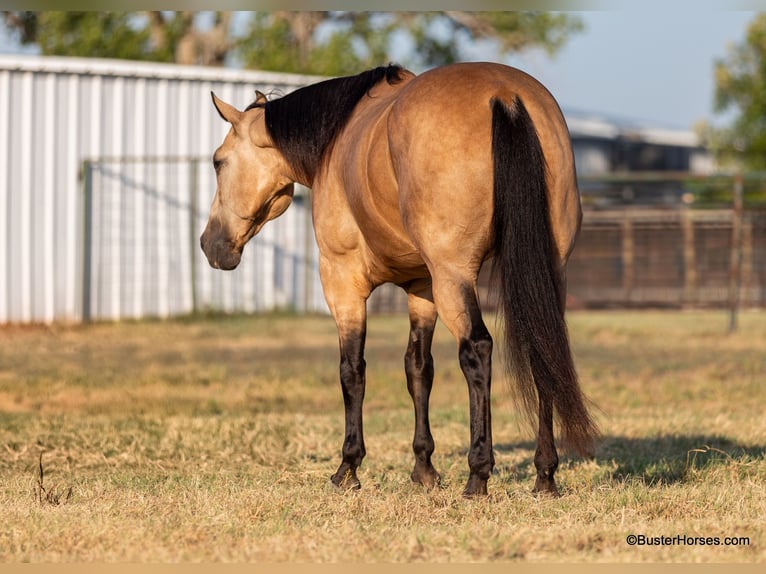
[711,13,766,171]
[403,12,584,67]
[236,12,584,75]
[2,11,583,76]
[4,13,156,61]
[2,12,232,66]
[235,12,400,76]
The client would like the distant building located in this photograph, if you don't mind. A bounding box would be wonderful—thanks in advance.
[564,109,714,208]
[565,109,713,175]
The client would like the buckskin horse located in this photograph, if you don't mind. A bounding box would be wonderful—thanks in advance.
[200,62,599,497]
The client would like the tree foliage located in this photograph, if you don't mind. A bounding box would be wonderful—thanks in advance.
[411,12,583,65]
[711,13,766,171]
[234,12,396,76]
[235,12,583,75]
[2,11,584,76]
[4,13,157,61]
[2,12,232,66]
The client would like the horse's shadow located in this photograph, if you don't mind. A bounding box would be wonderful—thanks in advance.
[493,434,766,486]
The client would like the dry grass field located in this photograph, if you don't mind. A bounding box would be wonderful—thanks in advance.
[0,310,764,562]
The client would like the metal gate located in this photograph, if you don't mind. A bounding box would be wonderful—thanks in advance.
[81,157,326,321]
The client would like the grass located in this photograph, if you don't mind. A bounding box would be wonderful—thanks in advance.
[0,310,764,562]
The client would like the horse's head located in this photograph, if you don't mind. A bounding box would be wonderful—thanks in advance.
[200,92,295,270]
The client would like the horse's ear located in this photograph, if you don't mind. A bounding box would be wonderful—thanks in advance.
[254,90,268,105]
[211,92,243,125]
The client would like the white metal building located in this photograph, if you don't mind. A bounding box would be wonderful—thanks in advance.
[0,54,326,324]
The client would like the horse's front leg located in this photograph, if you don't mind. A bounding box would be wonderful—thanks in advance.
[331,317,367,490]
[321,259,371,491]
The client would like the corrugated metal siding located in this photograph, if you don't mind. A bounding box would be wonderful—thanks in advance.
[84,158,323,320]
[0,55,327,323]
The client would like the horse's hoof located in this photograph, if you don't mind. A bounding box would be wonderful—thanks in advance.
[411,464,441,490]
[462,475,488,497]
[330,467,361,491]
[532,477,560,497]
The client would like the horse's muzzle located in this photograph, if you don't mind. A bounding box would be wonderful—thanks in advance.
[200,228,242,271]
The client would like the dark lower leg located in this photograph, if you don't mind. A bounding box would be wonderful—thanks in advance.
[331,329,367,490]
[429,276,495,496]
[405,320,440,488]
[532,393,560,496]
[460,321,495,497]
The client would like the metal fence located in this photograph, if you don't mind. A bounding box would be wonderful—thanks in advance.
[371,173,766,314]
[566,208,766,308]
[82,157,326,321]
[566,172,766,310]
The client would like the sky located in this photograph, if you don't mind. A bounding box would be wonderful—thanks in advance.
[0,5,758,131]
[503,8,757,130]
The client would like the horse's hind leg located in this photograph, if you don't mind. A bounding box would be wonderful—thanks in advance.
[430,273,494,497]
[533,394,559,496]
[404,279,441,488]
[532,265,568,496]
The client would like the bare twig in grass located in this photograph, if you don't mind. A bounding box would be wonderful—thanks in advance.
[36,452,73,506]
[685,444,756,474]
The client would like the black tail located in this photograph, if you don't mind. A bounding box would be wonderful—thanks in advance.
[490,96,598,457]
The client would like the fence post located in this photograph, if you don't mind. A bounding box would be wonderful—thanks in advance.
[728,173,744,333]
[189,158,199,315]
[81,160,93,323]
[681,208,697,306]
[621,214,634,303]
[742,215,753,305]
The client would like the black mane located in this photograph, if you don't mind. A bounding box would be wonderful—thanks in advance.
[248,64,406,185]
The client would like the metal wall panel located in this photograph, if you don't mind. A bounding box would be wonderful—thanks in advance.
[0,54,326,323]
[0,68,10,324]
[82,158,322,320]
